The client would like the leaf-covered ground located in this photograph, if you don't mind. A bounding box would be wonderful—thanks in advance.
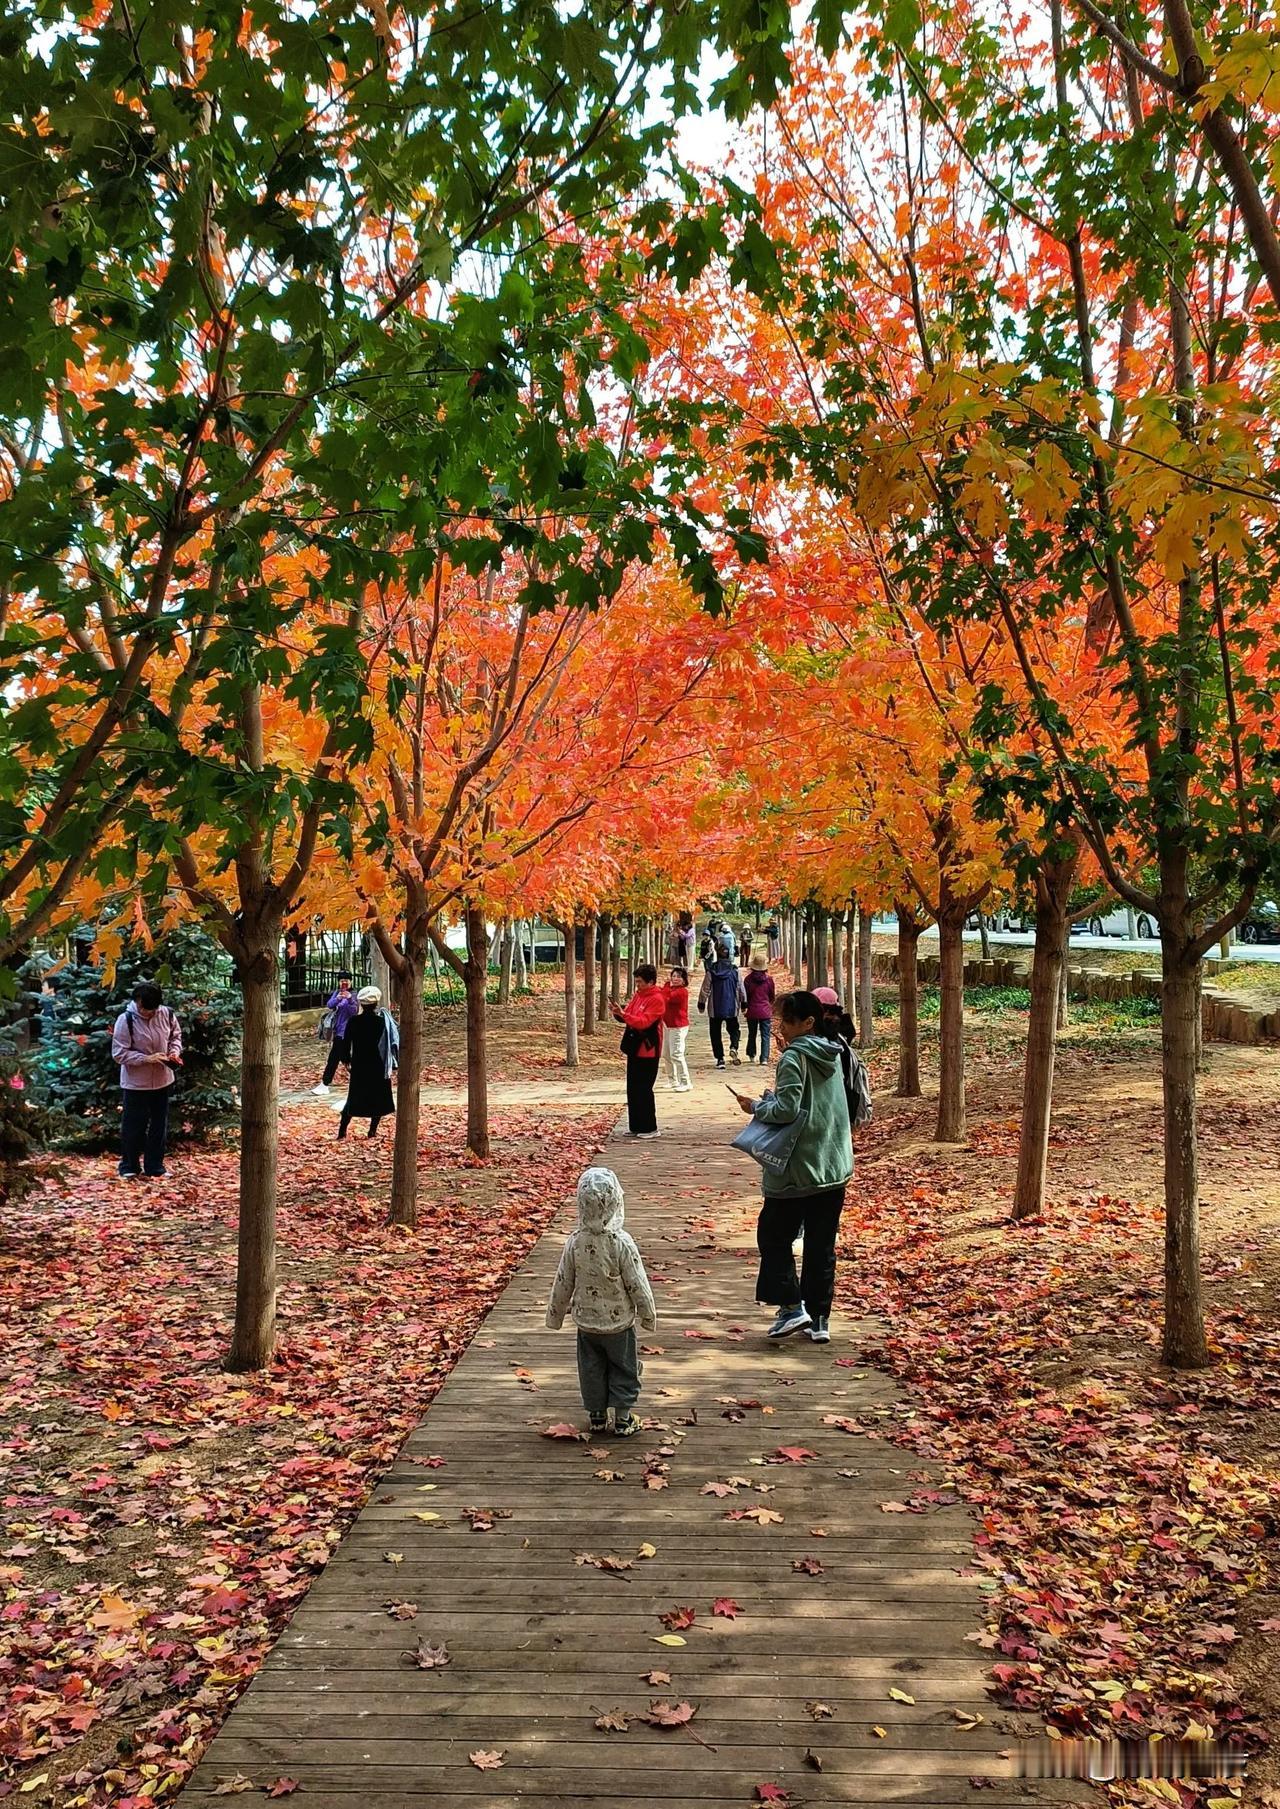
[832,1010,1280,1806]
[1,984,614,1806]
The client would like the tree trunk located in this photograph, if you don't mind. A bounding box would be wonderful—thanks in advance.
[389,937,426,1229]
[226,924,283,1371]
[814,913,829,989]
[369,937,392,1001]
[1011,847,1077,1221]
[1057,962,1069,1028]
[528,918,538,976]
[1194,963,1205,1073]
[1160,905,1207,1368]
[895,905,921,1097]
[464,905,489,1159]
[830,916,844,1000]
[514,920,528,990]
[610,920,622,1003]
[563,921,579,1067]
[599,913,613,1016]
[625,915,635,994]
[935,905,967,1142]
[584,911,597,1035]
[497,919,515,1006]
[857,906,874,1049]
[978,913,991,960]
[843,905,855,1009]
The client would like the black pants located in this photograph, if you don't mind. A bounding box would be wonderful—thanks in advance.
[709,1015,740,1063]
[339,1111,384,1139]
[626,1054,659,1133]
[321,1036,348,1085]
[577,1328,642,1416]
[756,1185,847,1318]
[120,1085,173,1177]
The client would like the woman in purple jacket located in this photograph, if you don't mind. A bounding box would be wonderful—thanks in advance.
[314,972,359,1096]
[744,952,776,1064]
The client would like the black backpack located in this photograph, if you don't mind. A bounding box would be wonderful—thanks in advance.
[837,1037,873,1129]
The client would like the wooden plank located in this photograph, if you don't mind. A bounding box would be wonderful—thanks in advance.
[183,1087,1089,1808]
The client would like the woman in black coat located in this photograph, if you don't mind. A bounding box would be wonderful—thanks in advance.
[339,987,399,1139]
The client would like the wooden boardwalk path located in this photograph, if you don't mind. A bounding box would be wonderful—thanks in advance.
[184,1081,1084,1808]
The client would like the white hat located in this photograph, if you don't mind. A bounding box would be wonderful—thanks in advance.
[356,985,381,1005]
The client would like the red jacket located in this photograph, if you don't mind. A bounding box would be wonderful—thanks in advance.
[662,982,690,1028]
[621,984,666,1054]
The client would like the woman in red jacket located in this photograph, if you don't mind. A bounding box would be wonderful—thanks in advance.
[662,964,692,1092]
[611,963,666,1138]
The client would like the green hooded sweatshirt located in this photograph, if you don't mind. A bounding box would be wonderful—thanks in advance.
[752,1032,853,1199]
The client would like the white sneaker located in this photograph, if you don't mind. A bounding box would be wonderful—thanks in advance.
[312,1083,330,1097]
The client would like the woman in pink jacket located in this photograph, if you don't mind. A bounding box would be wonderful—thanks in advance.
[611,964,666,1138]
[111,982,183,1179]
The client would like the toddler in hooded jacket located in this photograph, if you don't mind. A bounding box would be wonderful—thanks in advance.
[546,1166,657,1436]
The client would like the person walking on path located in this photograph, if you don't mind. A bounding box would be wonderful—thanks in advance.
[731,989,853,1344]
[112,982,183,1179]
[766,915,781,960]
[671,911,696,973]
[313,972,359,1096]
[744,953,776,1064]
[611,964,665,1137]
[545,1166,658,1436]
[338,986,399,1140]
[661,965,692,1092]
[739,923,754,967]
[698,950,746,1069]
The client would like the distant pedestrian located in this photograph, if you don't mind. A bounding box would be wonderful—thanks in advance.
[739,923,754,967]
[545,1166,657,1437]
[744,953,776,1063]
[313,971,359,1096]
[715,920,737,960]
[673,911,697,972]
[112,982,183,1180]
[766,916,781,960]
[612,965,665,1137]
[338,986,398,1140]
[730,989,853,1344]
[698,950,746,1069]
[662,965,692,1092]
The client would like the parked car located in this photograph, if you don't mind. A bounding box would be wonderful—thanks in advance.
[1239,900,1280,944]
[1073,904,1157,941]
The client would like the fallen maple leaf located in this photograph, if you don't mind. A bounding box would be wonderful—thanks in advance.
[469,1751,505,1770]
[211,1781,255,1797]
[659,1605,696,1630]
[594,1709,631,1732]
[771,1446,818,1463]
[92,1593,139,1630]
[880,1500,910,1513]
[266,1781,300,1798]
[636,1542,657,1559]
[642,1669,672,1685]
[793,1556,824,1576]
[725,1506,784,1525]
[755,1785,790,1804]
[404,1640,450,1670]
[542,1423,585,1440]
[383,1600,418,1620]
[712,1597,740,1619]
[646,1699,697,1727]
[383,1551,403,1565]
[806,1701,835,1720]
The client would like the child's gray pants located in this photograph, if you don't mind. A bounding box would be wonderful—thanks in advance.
[576,1327,641,1416]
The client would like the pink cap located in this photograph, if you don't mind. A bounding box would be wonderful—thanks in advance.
[812,986,839,1006]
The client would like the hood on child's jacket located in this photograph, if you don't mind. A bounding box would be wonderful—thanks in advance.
[577,1166,625,1236]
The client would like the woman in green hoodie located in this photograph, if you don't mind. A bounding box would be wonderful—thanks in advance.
[732,989,853,1344]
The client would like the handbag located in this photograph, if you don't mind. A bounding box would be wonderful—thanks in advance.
[731,1050,809,1177]
[732,1107,809,1176]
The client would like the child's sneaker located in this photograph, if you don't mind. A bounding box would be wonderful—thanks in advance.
[767,1304,811,1340]
[613,1412,642,1437]
[589,1414,609,1435]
